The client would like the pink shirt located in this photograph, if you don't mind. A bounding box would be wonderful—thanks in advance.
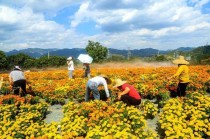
[121,83,141,100]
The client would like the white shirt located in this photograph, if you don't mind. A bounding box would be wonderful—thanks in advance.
[90,76,110,97]
[67,60,74,70]
[9,70,25,82]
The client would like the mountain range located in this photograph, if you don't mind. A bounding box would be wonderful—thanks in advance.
[5,47,195,58]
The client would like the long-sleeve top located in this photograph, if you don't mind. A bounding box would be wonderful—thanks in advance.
[173,65,190,83]
[90,76,110,97]
[67,60,74,70]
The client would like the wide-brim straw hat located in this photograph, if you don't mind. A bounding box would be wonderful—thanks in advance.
[172,56,189,65]
[100,75,112,84]
[113,79,127,88]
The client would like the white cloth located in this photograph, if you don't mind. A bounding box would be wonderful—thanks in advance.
[67,60,74,70]
[9,70,25,82]
[90,76,110,97]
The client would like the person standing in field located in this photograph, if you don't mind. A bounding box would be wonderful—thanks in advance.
[168,56,190,97]
[85,75,111,102]
[9,66,27,96]
[83,63,90,78]
[113,79,141,106]
[67,57,74,79]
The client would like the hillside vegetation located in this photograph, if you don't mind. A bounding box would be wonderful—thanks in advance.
[0,45,209,71]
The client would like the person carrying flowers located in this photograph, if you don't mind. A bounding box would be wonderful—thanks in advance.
[168,56,190,97]
[85,75,111,102]
[113,79,141,106]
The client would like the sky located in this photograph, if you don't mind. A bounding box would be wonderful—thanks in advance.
[0,0,210,52]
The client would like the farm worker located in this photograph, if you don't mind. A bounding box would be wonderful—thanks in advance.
[85,75,111,102]
[9,66,27,96]
[83,63,90,78]
[113,79,141,106]
[67,56,74,79]
[168,56,190,97]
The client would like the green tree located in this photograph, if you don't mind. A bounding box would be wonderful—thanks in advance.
[7,53,32,68]
[155,55,167,61]
[0,51,8,69]
[85,40,108,63]
[48,56,66,67]
[35,56,49,68]
[24,59,36,68]
[35,55,66,68]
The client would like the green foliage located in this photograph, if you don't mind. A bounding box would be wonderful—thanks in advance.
[85,40,108,63]
[155,55,167,61]
[191,45,210,64]
[35,55,66,68]
[4,53,67,69]
[7,53,32,68]
[24,59,36,68]
[106,54,125,62]
[0,50,8,69]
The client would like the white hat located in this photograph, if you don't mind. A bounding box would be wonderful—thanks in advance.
[67,57,72,60]
[14,65,21,70]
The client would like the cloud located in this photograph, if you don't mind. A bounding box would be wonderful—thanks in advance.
[0,0,210,52]
[70,0,210,33]
[0,0,82,16]
[188,0,210,8]
[0,5,74,51]
[70,2,90,27]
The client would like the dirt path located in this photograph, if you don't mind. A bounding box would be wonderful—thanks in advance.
[90,61,174,68]
[44,104,63,124]
[141,98,159,134]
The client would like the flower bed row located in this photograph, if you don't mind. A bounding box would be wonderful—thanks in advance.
[1,66,210,104]
[0,98,158,138]
[159,92,210,138]
[0,92,209,138]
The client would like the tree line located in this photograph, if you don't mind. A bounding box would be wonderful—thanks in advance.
[1,42,209,71]
[0,41,109,71]
[0,51,67,70]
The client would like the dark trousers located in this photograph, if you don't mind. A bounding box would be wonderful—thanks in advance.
[85,71,90,78]
[13,79,27,96]
[177,82,188,97]
[121,94,141,106]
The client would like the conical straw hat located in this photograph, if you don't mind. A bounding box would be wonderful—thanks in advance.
[113,79,127,88]
[172,56,189,65]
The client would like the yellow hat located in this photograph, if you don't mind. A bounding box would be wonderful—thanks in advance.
[100,75,112,84]
[172,56,189,65]
[113,79,127,88]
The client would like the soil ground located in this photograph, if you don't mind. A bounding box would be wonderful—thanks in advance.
[30,60,175,72]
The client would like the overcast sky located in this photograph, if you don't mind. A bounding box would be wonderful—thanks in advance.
[0,0,210,52]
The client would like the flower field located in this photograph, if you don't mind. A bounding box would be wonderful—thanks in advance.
[0,65,210,139]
